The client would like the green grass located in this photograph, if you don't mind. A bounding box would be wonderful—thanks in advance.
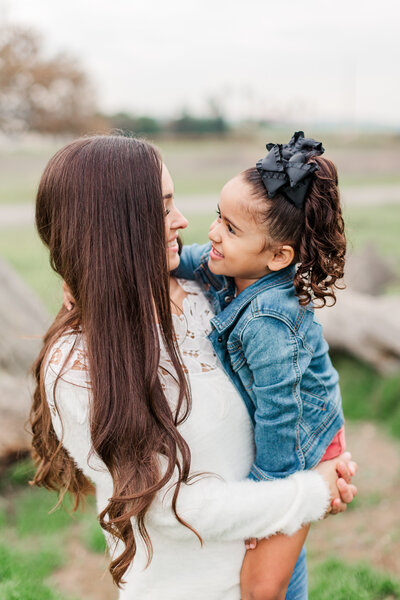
[80,518,107,554]
[346,203,400,259]
[0,461,102,600]
[0,226,62,314]
[332,352,400,439]
[0,542,68,600]
[309,557,400,599]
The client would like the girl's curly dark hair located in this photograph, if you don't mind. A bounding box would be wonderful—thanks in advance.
[244,155,346,307]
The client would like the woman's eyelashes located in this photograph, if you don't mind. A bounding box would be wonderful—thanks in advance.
[164,198,173,216]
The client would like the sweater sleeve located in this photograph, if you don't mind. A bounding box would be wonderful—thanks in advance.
[45,354,330,544]
[148,465,329,542]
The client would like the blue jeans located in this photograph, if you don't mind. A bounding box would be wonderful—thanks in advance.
[285,546,308,600]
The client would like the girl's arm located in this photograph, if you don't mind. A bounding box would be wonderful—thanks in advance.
[241,315,309,480]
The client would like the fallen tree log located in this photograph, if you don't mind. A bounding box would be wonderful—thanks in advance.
[0,258,50,468]
[318,245,400,374]
[319,291,400,374]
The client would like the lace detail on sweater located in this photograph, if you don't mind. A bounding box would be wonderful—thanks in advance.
[46,280,218,406]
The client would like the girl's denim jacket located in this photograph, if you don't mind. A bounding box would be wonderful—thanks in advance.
[175,242,344,482]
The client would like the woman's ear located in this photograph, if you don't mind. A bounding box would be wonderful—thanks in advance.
[267,245,295,272]
[62,280,75,311]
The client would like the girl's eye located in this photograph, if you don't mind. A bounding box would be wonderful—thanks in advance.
[227,223,235,234]
[216,208,221,219]
[165,208,171,216]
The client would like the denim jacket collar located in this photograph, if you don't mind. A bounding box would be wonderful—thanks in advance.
[210,265,296,333]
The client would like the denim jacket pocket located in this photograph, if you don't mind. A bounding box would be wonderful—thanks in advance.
[301,369,328,409]
[302,389,327,411]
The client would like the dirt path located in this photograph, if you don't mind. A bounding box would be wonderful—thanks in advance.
[49,422,400,600]
[50,531,117,600]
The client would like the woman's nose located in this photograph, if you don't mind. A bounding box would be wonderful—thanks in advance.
[172,205,188,230]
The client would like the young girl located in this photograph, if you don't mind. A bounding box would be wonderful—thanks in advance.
[175,131,347,599]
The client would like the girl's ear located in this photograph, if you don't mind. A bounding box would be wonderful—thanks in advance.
[267,245,295,272]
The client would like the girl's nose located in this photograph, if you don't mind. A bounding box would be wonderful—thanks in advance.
[208,219,222,242]
[209,218,218,233]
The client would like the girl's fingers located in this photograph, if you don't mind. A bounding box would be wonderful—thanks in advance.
[245,538,258,550]
[349,461,358,476]
[341,451,352,461]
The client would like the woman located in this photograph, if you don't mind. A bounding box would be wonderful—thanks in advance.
[31,135,356,600]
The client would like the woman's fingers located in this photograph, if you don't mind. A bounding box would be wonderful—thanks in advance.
[336,461,352,483]
[330,497,347,515]
[335,478,357,506]
[336,452,358,484]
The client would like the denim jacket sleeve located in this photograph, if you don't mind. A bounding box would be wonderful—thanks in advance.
[241,315,304,481]
[173,242,211,280]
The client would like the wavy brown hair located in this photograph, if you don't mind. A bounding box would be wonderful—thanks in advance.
[244,155,346,307]
[30,135,198,587]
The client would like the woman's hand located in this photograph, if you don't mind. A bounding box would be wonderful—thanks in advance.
[245,452,357,549]
[315,451,357,515]
[63,280,75,311]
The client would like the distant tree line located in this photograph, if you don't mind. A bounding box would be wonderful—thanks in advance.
[106,111,229,137]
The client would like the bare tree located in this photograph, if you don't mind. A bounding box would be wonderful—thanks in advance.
[0,24,103,134]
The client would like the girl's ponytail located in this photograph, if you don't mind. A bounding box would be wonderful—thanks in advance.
[244,154,346,308]
[294,156,346,307]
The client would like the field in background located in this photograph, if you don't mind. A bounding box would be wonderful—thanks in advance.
[1,133,400,599]
[1,131,400,203]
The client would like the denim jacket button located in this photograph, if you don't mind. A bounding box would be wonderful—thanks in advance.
[217,336,223,343]
[224,295,233,304]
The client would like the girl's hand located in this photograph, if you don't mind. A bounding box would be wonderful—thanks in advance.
[315,452,357,516]
[62,280,75,311]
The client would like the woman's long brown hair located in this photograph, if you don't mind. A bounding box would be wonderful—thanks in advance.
[244,155,346,307]
[30,135,197,586]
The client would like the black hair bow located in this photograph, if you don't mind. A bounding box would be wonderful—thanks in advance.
[256,131,325,209]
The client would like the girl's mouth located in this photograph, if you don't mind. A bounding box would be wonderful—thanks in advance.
[210,245,224,260]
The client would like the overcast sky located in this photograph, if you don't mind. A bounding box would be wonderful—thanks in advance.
[3,0,400,127]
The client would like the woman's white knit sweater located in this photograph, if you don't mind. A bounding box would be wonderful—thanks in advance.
[44,280,329,599]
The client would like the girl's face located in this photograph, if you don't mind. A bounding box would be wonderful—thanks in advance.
[208,174,276,289]
[162,164,188,272]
